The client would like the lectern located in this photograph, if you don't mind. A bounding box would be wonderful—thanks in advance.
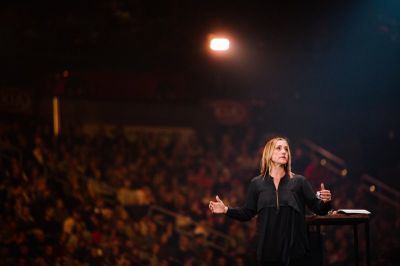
[306,213,371,266]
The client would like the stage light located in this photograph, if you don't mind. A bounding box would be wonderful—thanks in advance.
[210,38,230,51]
[320,159,327,166]
[341,169,348,176]
[369,185,376,192]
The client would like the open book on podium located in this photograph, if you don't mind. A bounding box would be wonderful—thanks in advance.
[336,209,371,215]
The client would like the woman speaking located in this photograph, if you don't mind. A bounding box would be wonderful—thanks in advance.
[209,137,332,266]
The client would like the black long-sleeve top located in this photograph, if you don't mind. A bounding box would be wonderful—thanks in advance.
[226,174,331,263]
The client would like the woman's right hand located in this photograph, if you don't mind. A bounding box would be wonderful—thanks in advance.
[209,195,228,214]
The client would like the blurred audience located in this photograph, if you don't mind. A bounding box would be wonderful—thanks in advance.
[0,120,399,265]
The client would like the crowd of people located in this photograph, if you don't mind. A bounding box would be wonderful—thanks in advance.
[0,120,399,265]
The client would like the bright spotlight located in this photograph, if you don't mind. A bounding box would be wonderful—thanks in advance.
[341,169,348,177]
[210,38,230,51]
[369,185,376,192]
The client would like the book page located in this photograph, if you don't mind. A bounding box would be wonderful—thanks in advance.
[337,209,371,214]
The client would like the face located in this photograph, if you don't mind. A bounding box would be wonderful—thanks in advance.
[271,139,289,166]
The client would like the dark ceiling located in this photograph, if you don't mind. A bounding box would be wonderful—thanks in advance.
[0,1,364,70]
[0,0,399,102]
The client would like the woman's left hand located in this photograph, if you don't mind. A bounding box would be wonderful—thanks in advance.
[318,183,332,202]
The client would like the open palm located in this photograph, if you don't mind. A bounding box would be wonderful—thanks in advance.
[209,195,227,214]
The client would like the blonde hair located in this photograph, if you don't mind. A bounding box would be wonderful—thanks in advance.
[260,137,292,177]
